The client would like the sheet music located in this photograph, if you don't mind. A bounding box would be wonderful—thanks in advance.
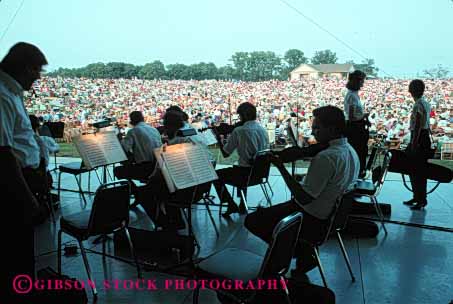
[201,129,219,146]
[185,144,218,183]
[154,143,218,192]
[72,131,127,169]
[73,135,105,168]
[99,131,128,164]
[192,122,218,146]
[163,144,198,190]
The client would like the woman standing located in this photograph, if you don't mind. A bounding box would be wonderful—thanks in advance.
[344,70,369,177]
[404,79,431,210]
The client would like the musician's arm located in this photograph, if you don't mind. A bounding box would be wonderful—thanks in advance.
[411,112,422,148]
[271,156,314,206]
[275,143,329,163]
[121,130,134,152]
[219,130,239,159]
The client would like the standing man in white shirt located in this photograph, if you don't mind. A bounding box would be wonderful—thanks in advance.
[403,80,432,210]
[0,42,48,302]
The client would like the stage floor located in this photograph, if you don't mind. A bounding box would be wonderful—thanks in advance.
[33,158,453,303]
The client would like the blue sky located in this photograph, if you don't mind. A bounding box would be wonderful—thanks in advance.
[0,0,452,78]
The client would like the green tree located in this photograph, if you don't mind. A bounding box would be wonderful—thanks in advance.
[231,52,250,80]
[166,63,191,80]
[423,64,450,78]
[217,65,236,80]
[311,49,338,64]
[284,49,308,70]
[347,58,379,77]
[190,62,218,80]
[139,60,166,79]
[247,51,282,81]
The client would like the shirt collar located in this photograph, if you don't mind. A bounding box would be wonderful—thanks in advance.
[0,69,24,96]
[329,137,347,146]
[243,120,256,126]
[415,96,426,103]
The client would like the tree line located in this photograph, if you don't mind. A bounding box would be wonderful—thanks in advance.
[48,48,379,81]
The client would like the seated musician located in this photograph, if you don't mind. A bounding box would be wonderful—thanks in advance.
[137,109,212,230]
[245,105,359,278]
[113,111,162,182]
[213,102,270,218]
[29,115,59,190]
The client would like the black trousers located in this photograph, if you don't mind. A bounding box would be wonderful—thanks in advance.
[0,148,35,302]
[136,172,186,229]
[408,130,431,203]
[213,166,251,209]
[346,120,369,175]
[244,201,329,262]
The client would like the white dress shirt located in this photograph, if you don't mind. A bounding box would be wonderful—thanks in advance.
[0,70,40,168]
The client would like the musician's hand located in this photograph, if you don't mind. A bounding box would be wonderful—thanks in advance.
[274,147,300,163]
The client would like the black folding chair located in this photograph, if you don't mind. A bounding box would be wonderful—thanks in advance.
[306,189,357,288]
[192,212,303,304]
[219,150,273,216]
[355,151,392,234]
[57,181,141,299]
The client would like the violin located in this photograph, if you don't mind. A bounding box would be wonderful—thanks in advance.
[272,143,329,163]
[198,121,244,136]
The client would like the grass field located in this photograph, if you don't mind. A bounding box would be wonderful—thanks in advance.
[56,142,453,170]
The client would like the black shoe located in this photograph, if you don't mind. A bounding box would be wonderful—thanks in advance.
[238,203,247,214]
[403,198,417,206]
[291,256,318,277]
[410,201,427,210]
[222,204,239,218]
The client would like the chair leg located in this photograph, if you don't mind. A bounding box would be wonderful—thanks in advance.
[58,171,62,202]
[239,189,249,214]
[313,247,328,288]
[88,171,91,193]
[57,230,63,274]
[265,180,274,197]
[181,208,200,251]
[102,237,106,257]
[280,275,292,304]
[74,175,88,206]
[123,227,142,278]
[192,285,200,304]
[46,190,56,222]
[203,198,219,237]
[260,184,272,206]
[336,231,355,282]
[372,196,387,234]
[78,240,98,298]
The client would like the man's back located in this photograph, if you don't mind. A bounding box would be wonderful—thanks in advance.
[122,122,162,163]
[224,121,269,167]
[301,138,359,220]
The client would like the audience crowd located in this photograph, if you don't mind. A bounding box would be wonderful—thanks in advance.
[26,76,453,147]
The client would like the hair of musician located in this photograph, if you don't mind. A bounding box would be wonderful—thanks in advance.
[129,111,144,126]
[346,70,366,91]
[163,110,185,130]
[166,105,189,122]
[408,79,425,99]
[313,105,346,136]
[29,114,40,132]
[237,102,256,121]
[0,42,47,73]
